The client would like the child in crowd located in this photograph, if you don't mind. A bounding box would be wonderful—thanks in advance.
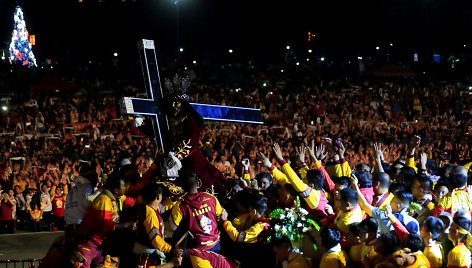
[320,188,363,235]
[28,193,44,232]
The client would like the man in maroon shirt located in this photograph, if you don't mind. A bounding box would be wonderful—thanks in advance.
[169,170,223,253]
[0,190,16,234]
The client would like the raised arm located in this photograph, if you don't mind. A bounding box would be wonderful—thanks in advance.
[257,152,289,185]
[419,152,427,174]
[295,145,309,179]
[373,142,385,173]
[307,140,335,191]
[241,158,251,184]
[350,174,374,216]
[273,143,322,210]
[407,135,421,173]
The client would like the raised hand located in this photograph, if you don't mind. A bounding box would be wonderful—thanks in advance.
[350,173,359,189]
[315,143,328,161]
[295,145,307,164]
[409,135,421,149]
[242,158,250,170]
[307,140,317,161]
[273,143,284,161]
[337,142,346,158]
[420,152,428,170]
[257,152,272,168]
[374,142,386,161]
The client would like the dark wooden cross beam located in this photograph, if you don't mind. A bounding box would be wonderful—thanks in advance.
[120,39,263,151]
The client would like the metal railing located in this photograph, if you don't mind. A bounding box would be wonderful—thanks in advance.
[0,259,42,268]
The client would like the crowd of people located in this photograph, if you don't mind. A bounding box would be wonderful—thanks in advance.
[1,64,472,267]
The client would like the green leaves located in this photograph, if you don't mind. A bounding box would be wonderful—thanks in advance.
[269,208,285,219]
[307,219,320,231]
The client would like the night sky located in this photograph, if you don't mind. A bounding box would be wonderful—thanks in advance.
[1,0,471,64]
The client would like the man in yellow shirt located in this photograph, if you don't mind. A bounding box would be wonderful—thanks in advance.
[420,216,445,268]
[135,184,181,267]
[221,196,270,244]
[272,143,329,217]
[320,187,363,246]
[434,172,472,217]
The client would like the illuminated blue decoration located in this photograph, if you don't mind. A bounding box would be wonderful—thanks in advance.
[9,6,37,67]
[191,103,263,124]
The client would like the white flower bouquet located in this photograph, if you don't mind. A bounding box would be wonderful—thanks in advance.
[265,196,320,249]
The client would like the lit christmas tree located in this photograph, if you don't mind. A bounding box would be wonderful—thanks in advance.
[9,6,37,67]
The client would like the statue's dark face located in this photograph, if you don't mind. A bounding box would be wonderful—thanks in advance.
[172,100,182,115]
[164,99,181,117]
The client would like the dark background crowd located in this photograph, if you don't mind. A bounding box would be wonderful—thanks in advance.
[0,60,471,234]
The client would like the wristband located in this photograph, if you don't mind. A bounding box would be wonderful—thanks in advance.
[279,159,287,165]
[407,154,414,158]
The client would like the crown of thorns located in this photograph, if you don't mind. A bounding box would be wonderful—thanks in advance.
[164,74,190,101]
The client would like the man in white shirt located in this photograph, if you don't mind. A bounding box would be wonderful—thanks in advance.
[65,165,97,234]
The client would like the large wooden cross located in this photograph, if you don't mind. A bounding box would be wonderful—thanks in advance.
[120,39,263,151]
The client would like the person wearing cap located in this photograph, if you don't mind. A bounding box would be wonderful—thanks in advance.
[446,215,472,268]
